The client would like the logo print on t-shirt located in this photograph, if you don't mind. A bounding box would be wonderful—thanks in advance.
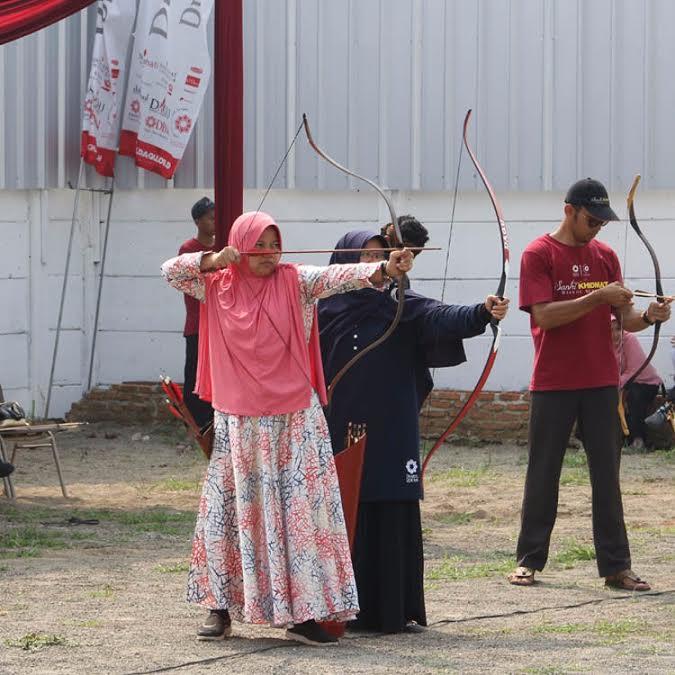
[405,459,419,483]
[571,263,591,278]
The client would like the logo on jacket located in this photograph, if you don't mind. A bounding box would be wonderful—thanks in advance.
[405,459,419,483]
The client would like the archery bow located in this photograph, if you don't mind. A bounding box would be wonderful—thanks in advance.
[421,109,510,477]
[233,115,409,405]
[301,114,408,403]
[618,175,664,435]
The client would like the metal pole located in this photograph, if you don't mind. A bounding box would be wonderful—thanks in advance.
[87,176,116,391]
[45,159,84,419]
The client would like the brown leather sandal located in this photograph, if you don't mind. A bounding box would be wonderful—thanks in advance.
[604,569,651,592]
[507,566,535,586]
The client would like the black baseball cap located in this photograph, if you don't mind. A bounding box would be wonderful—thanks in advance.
[564,178,619,222]
[191,196,215,221]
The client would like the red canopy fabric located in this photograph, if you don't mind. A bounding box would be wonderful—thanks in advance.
[214,0,243,249]
[0,0,95,45]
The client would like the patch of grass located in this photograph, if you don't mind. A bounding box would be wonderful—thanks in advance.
[113,510,194,536]
[560,467,589,486]
[88,583,115,599]
[0,506,62,523]
[0,527,68,558]
[426,554,512,582]
[563,451,587,468]
[633,524,675,536]
[428,466,489,487]
[551,541,596,568]
[0,564,8,572]
[71,619,103,629]
[155,561,190,574]
[436,512,474,526]
[594,618,642,644]
[533,621,585,635]
[0,505,195,554]
[68,531,97,541]
[530,618,643,645]
[154,476,200,492]
[655,448,674,462]
[5,633,68,651]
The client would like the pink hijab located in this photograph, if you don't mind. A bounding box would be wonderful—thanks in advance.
[194,211,327,416]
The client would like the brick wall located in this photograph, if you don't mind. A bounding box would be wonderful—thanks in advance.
[67,383,175,425]
[68,382,532,443]
[419,390,531,444]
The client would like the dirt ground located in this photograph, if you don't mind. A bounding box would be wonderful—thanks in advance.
[0,422,673,675]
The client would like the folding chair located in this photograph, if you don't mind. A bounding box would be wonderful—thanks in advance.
[0,386,82,499]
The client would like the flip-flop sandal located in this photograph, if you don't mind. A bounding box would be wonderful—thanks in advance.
[507,566,535,586]
[605,570,651,592]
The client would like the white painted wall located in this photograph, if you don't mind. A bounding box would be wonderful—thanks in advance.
[1,187,673,418]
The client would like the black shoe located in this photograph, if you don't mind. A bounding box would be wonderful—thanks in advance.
[0,461,14,479]
[286,620,338,646]
[404,621,427,634]
[196,610,232,641]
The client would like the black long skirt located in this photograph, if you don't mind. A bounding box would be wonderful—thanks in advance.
[349,500,426,633]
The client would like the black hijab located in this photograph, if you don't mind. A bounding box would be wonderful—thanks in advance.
[320,231,469,406]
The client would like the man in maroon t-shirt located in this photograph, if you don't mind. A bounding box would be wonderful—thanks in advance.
[508,178,671,592]
[178,197,215,429]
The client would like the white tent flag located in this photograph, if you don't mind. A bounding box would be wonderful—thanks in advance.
[119,0,214,179]
[81,0,137,177]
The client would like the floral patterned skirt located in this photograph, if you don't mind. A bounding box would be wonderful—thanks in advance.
[186,392,359,626]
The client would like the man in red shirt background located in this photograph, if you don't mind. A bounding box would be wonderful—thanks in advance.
[508,178,671,592]
[178,197,215,430]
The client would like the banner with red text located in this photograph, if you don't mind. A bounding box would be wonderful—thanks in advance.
[81,0,137,177]
[119,0,214,179]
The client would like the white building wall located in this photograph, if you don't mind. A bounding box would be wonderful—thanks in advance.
[1,188,673,418]
[4,1,675,191]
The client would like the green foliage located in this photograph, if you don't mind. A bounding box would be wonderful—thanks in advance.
[560,467,589,486]
[154,561,190,574]
[88,583,115,599]
[428,466,489,487]
[562,451,587,468]
[153,476,200,492]
[0,527,68,558]
[552,540,596,568]
[5,633,68,651]
[427,554,512,582]
[436,511,474,526]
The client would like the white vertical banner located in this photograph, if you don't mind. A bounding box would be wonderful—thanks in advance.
[119,0,214,179]
[81,0,137,177]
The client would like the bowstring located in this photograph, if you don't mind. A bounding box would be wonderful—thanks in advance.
[420,132,465,459]
[617,194,631,438]
[219,119,319,392]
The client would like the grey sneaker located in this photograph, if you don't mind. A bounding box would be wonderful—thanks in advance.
[196,610,232,641]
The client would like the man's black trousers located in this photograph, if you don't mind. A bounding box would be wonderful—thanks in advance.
[516,386,631,577]
[183,334,213,430]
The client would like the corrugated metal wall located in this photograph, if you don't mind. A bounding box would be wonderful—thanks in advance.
[1,0,674,192]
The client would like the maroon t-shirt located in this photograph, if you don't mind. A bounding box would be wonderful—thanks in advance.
[178,237,212,336]
[519,234,622,391]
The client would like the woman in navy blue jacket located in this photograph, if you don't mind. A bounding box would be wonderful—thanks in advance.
[318,229,509,634]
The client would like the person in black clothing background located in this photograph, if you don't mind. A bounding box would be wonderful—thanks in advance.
[178,197,215,429]
[381,215,429,257]
[318,230,509,633]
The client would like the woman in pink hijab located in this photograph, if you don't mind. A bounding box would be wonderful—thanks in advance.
[162,211,413,645]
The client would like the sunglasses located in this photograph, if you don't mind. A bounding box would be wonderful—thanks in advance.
[575,207,607,229]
